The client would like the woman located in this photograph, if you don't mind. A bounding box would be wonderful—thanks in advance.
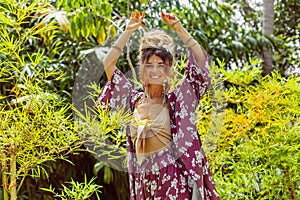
[97,10,219,200]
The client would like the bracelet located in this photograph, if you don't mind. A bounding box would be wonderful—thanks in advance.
[184,37,194,44]
[112,44,122,54]
[188,42,198,48]
[171,20,180,28]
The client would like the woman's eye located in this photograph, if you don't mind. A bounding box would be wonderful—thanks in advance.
[145,65,153,69]
[144,64,166,69]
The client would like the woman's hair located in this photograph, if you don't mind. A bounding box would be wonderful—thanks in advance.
[139,30,175,81]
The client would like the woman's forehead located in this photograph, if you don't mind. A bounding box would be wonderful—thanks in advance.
[147,54,164,63]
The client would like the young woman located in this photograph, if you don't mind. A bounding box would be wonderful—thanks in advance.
[97,10,219,200]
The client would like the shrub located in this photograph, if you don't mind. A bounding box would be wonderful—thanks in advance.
[197,61,300,199]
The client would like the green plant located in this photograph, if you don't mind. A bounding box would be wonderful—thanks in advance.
[53,0,115,44]
[73,84,134,199]
[197,61,300,199]
[42,176,102,200]
[0,1,82,199]
[74,100,132,165]
[0,86,82,200]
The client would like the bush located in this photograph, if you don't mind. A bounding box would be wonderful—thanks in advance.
[197,61,300,199]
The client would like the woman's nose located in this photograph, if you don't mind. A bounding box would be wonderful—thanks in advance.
[152,66,158,72]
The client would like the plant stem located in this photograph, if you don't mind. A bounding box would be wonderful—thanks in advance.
[1,152,9,200]
[9,151,17,200]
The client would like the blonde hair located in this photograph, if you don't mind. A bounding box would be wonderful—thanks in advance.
[140,30,174,53]
[139,30,175,82]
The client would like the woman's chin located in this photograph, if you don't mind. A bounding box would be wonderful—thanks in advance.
[147,81,163,86]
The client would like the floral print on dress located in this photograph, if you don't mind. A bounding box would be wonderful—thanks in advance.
[97,48,219,200]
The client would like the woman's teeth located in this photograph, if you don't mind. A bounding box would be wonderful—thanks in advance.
[150,75,160,79]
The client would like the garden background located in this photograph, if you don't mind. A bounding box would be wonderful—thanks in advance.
[0,0,299,199]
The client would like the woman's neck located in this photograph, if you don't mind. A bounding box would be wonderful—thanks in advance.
[147,84,164,99]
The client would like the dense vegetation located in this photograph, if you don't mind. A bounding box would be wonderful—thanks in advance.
[198,61,300,199]
[0,0,299,199]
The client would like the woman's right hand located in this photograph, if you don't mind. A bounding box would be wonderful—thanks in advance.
[125,10,145,31]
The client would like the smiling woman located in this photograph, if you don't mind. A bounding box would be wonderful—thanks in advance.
[140,47,174,93]
[96,10,219,200]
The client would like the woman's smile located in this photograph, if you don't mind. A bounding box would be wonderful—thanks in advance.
[150,75,161,79]
[144,55,169,85]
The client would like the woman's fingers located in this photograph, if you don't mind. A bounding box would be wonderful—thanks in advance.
[131,10,145,21]
[131,11,137,19]
[141,11,145,19]
[166,13,175,20]
[161,11,176,21]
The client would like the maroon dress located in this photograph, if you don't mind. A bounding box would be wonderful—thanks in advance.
[97,49,219,200]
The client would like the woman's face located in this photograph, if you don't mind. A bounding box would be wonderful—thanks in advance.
[143,54,171,85]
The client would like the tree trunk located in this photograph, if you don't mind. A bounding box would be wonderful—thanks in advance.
[262,0,274,76]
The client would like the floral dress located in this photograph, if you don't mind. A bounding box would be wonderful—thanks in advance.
[97,49,220,200]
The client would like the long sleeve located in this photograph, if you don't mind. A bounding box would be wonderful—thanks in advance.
[96,69,140,111]
[169,48,219,199]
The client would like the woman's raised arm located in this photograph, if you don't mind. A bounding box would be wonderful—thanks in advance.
[161,11,207,69]
[103,11,145,80]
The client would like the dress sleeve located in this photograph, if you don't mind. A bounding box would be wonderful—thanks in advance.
[170,48,219,199]
[95,68,140,111]
[178,47,211,105]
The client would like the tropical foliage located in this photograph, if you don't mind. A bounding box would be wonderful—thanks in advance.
[42,176,102,200]
[197,60,300,199]
[0,0,299,199]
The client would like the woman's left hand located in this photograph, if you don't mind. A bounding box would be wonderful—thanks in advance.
[161,11,181,30]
